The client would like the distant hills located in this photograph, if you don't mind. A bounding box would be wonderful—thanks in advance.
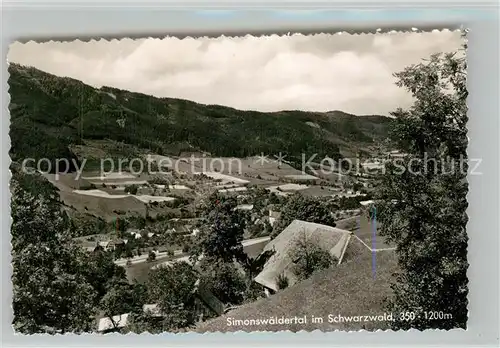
[8,63,393,172]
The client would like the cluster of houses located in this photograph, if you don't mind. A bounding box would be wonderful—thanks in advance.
[80,229,157,253]
[82,238,127,253]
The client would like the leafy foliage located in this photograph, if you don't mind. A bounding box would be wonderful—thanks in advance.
[337,194,372,210]
[99,279,140,329]
[11,167,137,334]
[288,231,337,280]
[11,175,97,333]
[376,46,468,330]
[198,258,247,306]
[192,193,247,264]
[81,250,128,299]
[276,273,290,290]
[271,193,336,238]
[146,250,156,262]
[124,184,139,195]
[142,262,199,331]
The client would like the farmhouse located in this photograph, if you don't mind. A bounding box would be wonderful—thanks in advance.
[82,243,104,253]
[268,209,281,227]
[253,220,353,294]
[98,240,111,251]
[97,313,130,333]
[235,204,254,211]
[359,200,375,207]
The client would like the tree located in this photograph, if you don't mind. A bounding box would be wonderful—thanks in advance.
[143,262,198,331]
[288,231,336,280]
[250,186,271,212]
[147,250,156,262]
[271,193,335,238]
[263,220,273,236]
[82,250,127,299]
[112,217,128,237]
[124,184,139,195]
[192,193,247,264]
[376,42,468,330]
[198,257,247,306]
[113,247,123,260]
[13,244,98,334]
[247,222,263,238]
[99,279,138,331]
[11,175,97,334]
[124,247,134,259]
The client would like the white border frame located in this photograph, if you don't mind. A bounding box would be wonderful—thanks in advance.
[1,1,499,347]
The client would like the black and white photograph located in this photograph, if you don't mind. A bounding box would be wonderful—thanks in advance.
[7,29,469,334]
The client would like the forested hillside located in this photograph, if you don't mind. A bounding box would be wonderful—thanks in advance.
[8,63,392,172]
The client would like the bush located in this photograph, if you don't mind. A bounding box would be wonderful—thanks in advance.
[288,231,336,280]
[146,250,156,262]
[276,273,289,290]
[124,184,139,195]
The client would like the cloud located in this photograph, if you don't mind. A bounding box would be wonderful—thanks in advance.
[8,31,463,115]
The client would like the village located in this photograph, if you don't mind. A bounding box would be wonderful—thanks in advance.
[34,150,403,333]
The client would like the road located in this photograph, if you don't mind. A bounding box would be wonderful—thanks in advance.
[114,236,271,267]
[114,249,183,267]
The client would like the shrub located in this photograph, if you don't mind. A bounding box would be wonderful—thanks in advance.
[276,273,289,290]
[124,184,138,195]
[288,231,336,280]
[146,250,156,262]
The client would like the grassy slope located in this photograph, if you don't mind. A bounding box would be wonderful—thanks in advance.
[8,63,393,171]
[196,238,397,332]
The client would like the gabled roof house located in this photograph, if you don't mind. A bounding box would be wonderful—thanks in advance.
[253,220,353,293]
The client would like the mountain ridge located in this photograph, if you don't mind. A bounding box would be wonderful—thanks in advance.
[8,63,393,172]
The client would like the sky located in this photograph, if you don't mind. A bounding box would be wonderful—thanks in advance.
[8,30,463,116]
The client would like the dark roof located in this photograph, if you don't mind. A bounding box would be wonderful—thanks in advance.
[196,240,397,332]
[242,236,271,259]
[110,238,125,245]
[196,281,225,316]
